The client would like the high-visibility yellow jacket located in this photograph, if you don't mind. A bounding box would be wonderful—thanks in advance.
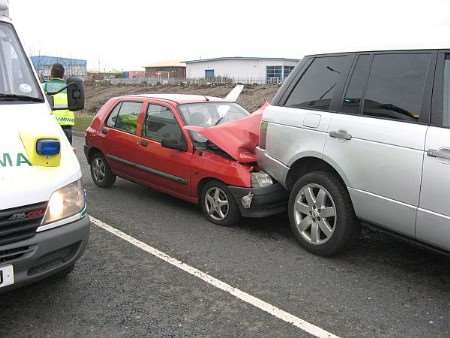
[43,78,75,127]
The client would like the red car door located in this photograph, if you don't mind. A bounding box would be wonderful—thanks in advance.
[101,100,145,180]
[134,100,194,199]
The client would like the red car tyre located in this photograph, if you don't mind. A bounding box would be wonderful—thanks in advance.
[201,180,241,226]
[90,152,116,188]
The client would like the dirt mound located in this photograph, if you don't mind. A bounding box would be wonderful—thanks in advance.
[84,84,279,114]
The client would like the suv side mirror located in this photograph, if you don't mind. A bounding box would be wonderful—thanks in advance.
[66,77,85,111]
[161,136,187,152]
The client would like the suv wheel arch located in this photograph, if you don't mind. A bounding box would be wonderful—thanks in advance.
[286,157,348,191]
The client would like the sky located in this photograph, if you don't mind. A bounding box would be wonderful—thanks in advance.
[8,0,450,71]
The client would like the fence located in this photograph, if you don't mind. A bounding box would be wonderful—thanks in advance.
[109,76,283,86]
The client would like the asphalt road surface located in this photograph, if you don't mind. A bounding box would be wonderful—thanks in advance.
[1,135,449,338]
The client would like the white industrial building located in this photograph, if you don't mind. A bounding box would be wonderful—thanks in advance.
[185,57,300,84]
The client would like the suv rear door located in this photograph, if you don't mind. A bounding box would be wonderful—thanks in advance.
[262,55,353,183]
[416,52,450,250]
[324,52,435,237]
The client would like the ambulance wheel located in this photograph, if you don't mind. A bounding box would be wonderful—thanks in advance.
[90,152,116,188]
[201,180,240,226]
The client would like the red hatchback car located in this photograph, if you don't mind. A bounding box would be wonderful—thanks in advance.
[84,94,287,225]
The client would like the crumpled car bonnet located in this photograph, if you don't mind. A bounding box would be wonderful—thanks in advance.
[184,103,267,163]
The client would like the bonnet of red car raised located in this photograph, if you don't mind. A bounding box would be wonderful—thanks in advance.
[184,104,266,163]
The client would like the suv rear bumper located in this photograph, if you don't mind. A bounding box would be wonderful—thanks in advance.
[255,147,289,188]
[228,183,288,218]
[0,215,90,293]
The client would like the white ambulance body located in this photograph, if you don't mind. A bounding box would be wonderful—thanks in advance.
[0,1,89,292]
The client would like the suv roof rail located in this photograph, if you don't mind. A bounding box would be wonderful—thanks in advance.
[0,0,9,18]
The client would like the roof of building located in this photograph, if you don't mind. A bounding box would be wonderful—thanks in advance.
[144,60,186,68]
[185,56,300,64]
[125,94,223,104]
[0,0,9,18]
[31,55,87,66]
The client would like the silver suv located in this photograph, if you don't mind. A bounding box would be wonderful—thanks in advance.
[257,50,450,256]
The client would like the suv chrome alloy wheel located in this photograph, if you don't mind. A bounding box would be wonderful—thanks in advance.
[92,158,106,183]
[294,183,337,245]
[205,187,230,221]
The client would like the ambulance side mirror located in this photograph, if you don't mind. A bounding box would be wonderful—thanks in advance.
[66,77,85,111]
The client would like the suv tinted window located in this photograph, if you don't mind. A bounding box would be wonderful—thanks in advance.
[342,55,371,115]
[106,103,121,128]
[144,104,183,142]
[443,55,450,127]
[363,53,431,122]
[285,55,351,111]
[115,101,141,134]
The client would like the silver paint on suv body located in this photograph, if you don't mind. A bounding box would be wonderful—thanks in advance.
[258,50,450,252]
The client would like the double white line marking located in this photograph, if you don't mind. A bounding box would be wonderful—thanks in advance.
[91,216,340,338]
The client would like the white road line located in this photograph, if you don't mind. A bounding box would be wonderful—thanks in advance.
[90,216,340,338]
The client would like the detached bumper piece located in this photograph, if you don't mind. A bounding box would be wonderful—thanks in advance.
[228,183,288,218]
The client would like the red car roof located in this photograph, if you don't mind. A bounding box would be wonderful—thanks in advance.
[119,94,225,104]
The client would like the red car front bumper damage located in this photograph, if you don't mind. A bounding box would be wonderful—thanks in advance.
[185,105,288,217]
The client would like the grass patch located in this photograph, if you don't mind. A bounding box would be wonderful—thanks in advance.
[75,113,94,132]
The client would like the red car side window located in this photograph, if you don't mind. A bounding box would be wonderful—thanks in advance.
[144,104,183,142]
[105,102,122,128]
[105,101,142,135]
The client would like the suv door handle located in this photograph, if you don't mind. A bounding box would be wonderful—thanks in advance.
[329,130,352,140]
[427,148,450,160]
[137,139,149,147]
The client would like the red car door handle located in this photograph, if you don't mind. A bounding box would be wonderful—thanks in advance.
[137,139,149,147]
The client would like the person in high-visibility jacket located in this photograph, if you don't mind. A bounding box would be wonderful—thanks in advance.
[43,63,75,144]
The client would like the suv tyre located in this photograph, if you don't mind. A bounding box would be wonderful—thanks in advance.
[288,171,360,256]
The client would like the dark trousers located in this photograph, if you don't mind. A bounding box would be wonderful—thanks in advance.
[62,126,73,144]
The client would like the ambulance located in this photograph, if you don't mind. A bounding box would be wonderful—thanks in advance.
[0,1,89,292]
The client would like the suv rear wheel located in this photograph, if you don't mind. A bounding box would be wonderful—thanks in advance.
[90,152,116,188]
[288,171,360,256]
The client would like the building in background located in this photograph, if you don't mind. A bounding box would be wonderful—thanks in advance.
[144,60,186,81]
[31,55,87,80]
[87,71,123,81]
[123,70,145,79]
[185,57,299,84]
